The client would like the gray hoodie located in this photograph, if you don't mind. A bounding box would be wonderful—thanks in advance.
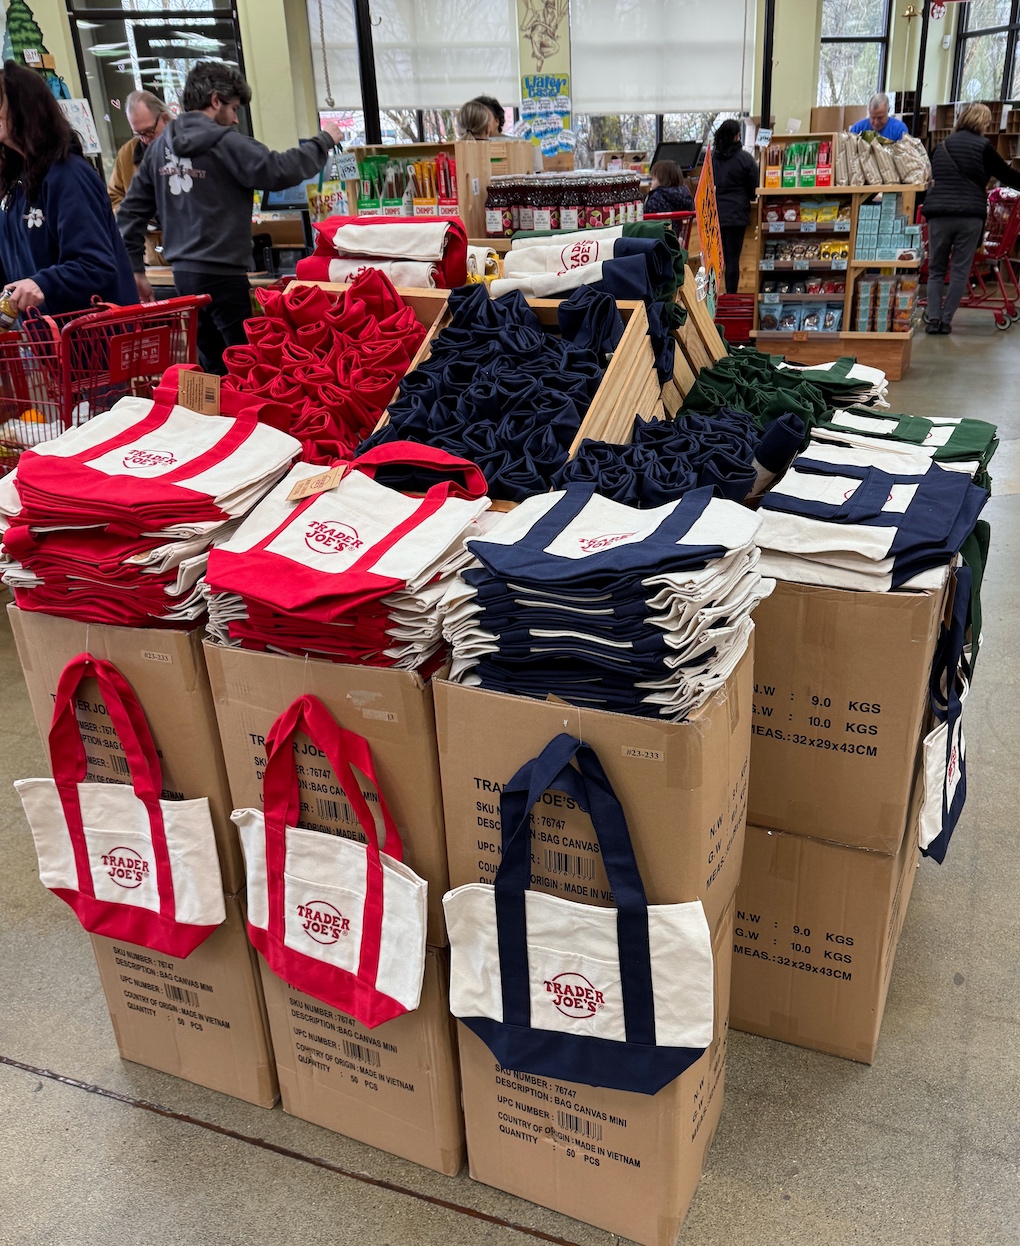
[118,112,334,275]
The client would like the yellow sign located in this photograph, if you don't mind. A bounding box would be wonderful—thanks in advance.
[517,0,572,156]
[695,155,723,316]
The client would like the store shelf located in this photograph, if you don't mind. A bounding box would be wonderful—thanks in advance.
[757,293,845,301]
[759,261,849,272]
[762,224,852,235]
[758,184,925,195]
[849,259,923,269]
[754,329,914,341]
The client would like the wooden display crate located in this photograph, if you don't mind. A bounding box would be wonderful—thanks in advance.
[343,140,536,239]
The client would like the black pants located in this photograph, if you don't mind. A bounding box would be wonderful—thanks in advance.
[720,225,746,295]
[926,215,984,324]
[172,270,253,375]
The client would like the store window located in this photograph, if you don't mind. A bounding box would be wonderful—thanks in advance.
[65,0,245,173]
[953,0,1020,101]
[817,0,891,107]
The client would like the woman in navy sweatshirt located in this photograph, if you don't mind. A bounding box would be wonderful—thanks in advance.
[0,60,136,316]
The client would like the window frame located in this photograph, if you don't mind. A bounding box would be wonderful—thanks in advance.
[817,0,893,108]
[953,0,1020,103]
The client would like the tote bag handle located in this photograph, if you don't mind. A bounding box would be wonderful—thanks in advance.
[355,442,489,500]
[494,734,656,1046]
[261,695,403,987]
[48,655,176,920]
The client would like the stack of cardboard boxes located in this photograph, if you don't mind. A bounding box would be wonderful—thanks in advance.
[730,578,948,1062]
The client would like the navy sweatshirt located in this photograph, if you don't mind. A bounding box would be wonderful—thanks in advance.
[0,154,138,313]
[118,112,334,276]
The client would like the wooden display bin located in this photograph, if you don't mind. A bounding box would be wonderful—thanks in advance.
[344,140,537,238]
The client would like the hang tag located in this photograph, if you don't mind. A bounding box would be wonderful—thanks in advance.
[334,151,359,180]
[287,464,347,501]
[178,370,221,415]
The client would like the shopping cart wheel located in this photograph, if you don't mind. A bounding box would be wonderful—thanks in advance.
[921,310,930,324]
[994,313,1010,330]
[1010,307,1020,323]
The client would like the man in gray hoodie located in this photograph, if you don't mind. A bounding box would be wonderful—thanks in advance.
[118,60,343,373]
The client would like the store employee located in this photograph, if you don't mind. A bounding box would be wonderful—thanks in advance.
[849,92,909,141]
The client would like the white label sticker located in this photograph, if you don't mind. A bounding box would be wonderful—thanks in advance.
[362,709,397,723]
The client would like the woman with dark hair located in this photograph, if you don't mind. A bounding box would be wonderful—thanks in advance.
[474,95,505,135]
[643,160,694,215]
[711,118,758,295]
[0,60,136,315]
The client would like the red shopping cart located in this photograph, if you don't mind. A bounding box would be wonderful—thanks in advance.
[643,210,696,250]
[920,188,1020,330]
[0,295,209,476]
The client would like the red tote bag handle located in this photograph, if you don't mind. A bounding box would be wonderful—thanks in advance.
[261,695,403,988]
[48,654,177,923]
[355,442,489,500]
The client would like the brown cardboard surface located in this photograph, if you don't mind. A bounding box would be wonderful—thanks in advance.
[458,901,734,1246]
[730,809,919,1064]
[90,892,278,1106]
[436,645,752,934]
[203,642,450,946]
[258,948,464,1175]
[747,580,947,851]
[7,606,245,891]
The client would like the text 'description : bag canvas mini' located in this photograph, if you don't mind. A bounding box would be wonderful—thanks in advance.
[232,695,427,1027]
[444,734,715,1094]
[14,655,226,957]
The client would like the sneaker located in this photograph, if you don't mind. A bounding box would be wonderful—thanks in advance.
[939,321,952,334]
[926,320,942,334]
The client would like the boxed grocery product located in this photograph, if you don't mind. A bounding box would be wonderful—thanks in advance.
[457,901,735,1246]
[90,893,278,1106]
[257,948,465,1174]
[730,795,919,1063]
[747,579,948,849]
[435,646,752,935]
[203,643,451,946]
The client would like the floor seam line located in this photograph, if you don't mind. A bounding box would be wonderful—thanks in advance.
[0,1054,588,1246]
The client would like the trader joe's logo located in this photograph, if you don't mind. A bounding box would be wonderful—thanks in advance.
[543,972,605,1018]
[304,519,363,555]
[298,901,351,944]
[578,532,635,552]
[101,847,149,888]
[122,448,176,470]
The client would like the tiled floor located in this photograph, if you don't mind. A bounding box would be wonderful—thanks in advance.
[1,317,1017,1246]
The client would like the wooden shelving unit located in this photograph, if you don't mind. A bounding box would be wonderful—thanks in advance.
[751,133,924,380]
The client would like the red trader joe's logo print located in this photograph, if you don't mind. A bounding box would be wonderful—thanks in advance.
[560,240,599,271]
[544,972,605,1018]
[947,743,958,784]
[304,519,363,555]
[101,847,149,888]
[578,532,635,553]
[122,447,176,470]
[298,901,351,944]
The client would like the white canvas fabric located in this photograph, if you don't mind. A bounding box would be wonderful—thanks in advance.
[919,679,969,852]
[327,257,439,288]
[323,220,452,262]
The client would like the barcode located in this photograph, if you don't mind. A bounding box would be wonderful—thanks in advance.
[557,1110,603,1142]
[342,1039,381,1067]
[204,384,216,405]
[164,984,200,1008]
[315,798,341,821]
[543,850,595,881]
[109,753,130,776]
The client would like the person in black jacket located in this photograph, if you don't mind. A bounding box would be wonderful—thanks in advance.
[711,119,758,294]
[643,160,694,216]
[922,102,1020,334]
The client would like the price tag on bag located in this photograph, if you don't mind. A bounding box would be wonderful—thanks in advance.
[793,258,810,271]
[768,221,785,233]
[759,259,775,271]
[831,258,848,270]
[800,222,817,233]
[762,292,781,304]
[178,370,220,416]
[834,219,851,232]
[286,464,348,501]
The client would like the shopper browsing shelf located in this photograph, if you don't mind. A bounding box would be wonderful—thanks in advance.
[457,98,500,140]
[849,93,909,142]
[117,60,343,373]
[643,160,694,216]
[922,103,1020,334]
[0,60,137,315]
[711,119,758,295]
[107,90,170,212]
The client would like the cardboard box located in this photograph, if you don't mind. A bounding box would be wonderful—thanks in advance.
[90,892,278,1105]
[730,810,918,1064]
[203,643,451,946]
[457,901,734,1246]
[258,948,464,1174]
[8,606,246,891]
[747,581,947,850]
[435,645,753,935]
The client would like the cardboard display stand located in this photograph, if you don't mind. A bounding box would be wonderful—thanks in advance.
[458,901,734,1246]
[435,644,754,936]
[204,643,451,947]
[258,947,465,1174]
[90,893,278,1106]
[747,580,948,851]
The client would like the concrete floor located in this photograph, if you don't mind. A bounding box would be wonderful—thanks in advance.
[1,317,1018,1246]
